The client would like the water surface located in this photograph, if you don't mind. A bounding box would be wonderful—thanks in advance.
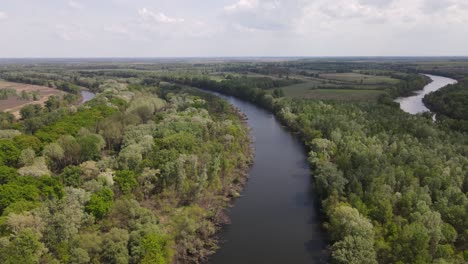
[208,93,328,264]
[80,90,96,104]
[395,74,457,114]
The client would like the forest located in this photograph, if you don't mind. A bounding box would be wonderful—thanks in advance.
[0,58,467,263]
[0,75,252,263]
[423,82,468,132]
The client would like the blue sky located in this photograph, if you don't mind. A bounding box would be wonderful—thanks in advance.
[0,0,467,57]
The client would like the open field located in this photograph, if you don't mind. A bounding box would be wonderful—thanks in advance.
[0,81,64,118]
[319,72,399,85]
[283,86,385,101]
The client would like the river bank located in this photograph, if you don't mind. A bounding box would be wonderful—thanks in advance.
[395,74,458,115]
[202,91,328,264]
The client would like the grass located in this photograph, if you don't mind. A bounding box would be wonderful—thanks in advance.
[293,89,384,101]
[319,72,399,85]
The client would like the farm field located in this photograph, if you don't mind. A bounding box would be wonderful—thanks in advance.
[318,72,399,84]
[0,81,64,118]
[283,86,385,101]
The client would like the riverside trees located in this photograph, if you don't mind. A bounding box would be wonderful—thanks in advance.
[0,80,251,263]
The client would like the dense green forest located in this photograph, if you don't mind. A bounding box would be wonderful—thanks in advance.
[423,83,468,132]
[151,60,468,263]
[0,59,467,263]
[0,78,252,263]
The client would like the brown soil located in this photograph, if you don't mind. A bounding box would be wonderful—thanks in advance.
[0,81,65,118]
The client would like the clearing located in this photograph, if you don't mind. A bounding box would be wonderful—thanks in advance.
[0,81,65,118]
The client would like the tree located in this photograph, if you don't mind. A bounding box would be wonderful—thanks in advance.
[141,233,174,264]
[19,148,36,167]
[43,143,64,171]
[0,165,18,184]
[0,140,20,167]
[332,235,377,264]
[114,170,138,195]
[78,135,104,162]
[19,104,42,119]
[45,96,60,111]
[40,188,91,253]
[0,229,46,264]
[101,228,130,264]
[85,187,114,219]
[59,166,83,187]
[272,88,285,98]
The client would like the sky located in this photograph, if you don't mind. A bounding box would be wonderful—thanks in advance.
[0,0,467,57]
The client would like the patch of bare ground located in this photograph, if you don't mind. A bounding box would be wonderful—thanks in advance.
[0,81,65,118]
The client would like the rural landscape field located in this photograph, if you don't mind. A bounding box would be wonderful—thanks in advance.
[0,1,468,264]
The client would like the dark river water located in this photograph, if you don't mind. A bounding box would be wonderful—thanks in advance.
[207,93,328,264]
[395,74,457,114]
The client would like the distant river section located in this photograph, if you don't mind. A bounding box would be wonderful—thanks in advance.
[80,90,96,104]
[395,74,457,114]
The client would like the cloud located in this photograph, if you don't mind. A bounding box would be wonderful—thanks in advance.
[222,0,301,32]
[138,8,184,24]
[68,0,84,9]
[135,8,219,38]
[56,24,91,41]
[224,0,259,12]
[104,25,129,35]
[0,11,7,20]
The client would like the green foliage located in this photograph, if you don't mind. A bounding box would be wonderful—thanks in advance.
[35,104,115,143]
[0,182,40,213]
[0,140,20,167]
[0,229,45,264]
[114,170,138,195]
[101,228,130,264]
[13,135,42,153]
[20,104,42,119]
[141,233,174,264]
[424,83,468,121]
[59,166,83,187]
[0,166,18,184]
[272,97,468,263]
[85,187,114,219]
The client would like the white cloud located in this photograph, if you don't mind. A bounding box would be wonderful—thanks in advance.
[224,0,259,12]
[104,25,129,35]
[68,0,84,9]
[0,11,8,20]
[135,8,219,38]
[56,24,91,41]
[2,0,468,57]
[138,8,184,24]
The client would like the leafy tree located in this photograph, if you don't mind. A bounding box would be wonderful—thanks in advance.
[114,170,138,195]
[0,229,46,264]
[59,166,83,187]
[332,235,377,264]
[141,233,174,264]
[19,104,42,119]
[19,148,35,167]
[85,187,114,219]
[0,140,20,167]
[101,228,130,264]
[0,166,18,184]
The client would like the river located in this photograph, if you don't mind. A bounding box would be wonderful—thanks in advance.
[395,74,457,114]
[80,90,96,104]
[207,93,328,264]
